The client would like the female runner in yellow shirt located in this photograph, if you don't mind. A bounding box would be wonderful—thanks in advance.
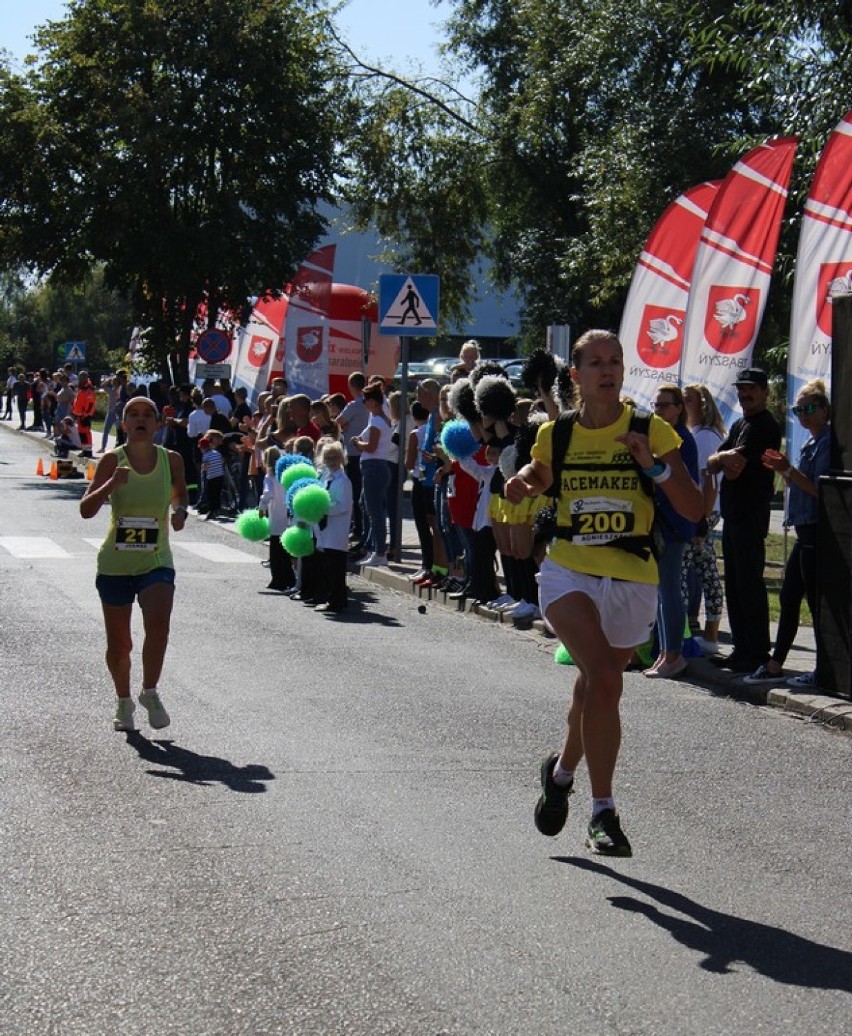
[505,330,702,856]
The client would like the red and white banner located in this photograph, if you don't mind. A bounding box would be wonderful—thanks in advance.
[787,112,852,458]
[679,137,797,426]
[284,245,336,399]
[620,181,720,410]
[232,294,289,405]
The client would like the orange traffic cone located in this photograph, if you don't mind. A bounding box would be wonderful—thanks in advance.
[49,460,58,480]
[86,461,96,480]
[36,457,44,476]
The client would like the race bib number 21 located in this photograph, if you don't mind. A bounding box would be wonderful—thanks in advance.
[116,516,159,551]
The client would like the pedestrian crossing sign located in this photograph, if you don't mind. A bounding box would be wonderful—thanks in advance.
[378,274,440,337]
[64,341,87,361]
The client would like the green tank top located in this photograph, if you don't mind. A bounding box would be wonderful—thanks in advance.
[97,446,174,576]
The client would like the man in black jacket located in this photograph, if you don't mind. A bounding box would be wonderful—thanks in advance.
[707,368,781,672]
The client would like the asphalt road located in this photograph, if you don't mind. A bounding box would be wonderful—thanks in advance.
[1,425,850,1036]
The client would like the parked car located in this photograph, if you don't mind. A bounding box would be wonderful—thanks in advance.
[500,358,526,389]
[424,356,458,378]
[393,362,449,387]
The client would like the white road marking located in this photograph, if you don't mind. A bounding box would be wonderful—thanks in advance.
[173,541,259,564]
[0,537,73,559]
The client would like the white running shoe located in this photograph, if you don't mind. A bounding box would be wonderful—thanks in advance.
[693,636,721,656]
[786,671,818,689]
[138,688,171,729]
[113,698,136,732]
[363,552,388,568]
[487,593,514,609]
[408,569,427,582]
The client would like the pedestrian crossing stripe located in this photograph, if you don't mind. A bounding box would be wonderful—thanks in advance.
[378,274,440,336]
[1,536,259,564]
[174,542,258,564]
[0,537,72,559]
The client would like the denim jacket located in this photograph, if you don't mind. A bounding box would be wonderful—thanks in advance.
[787,424,830,527]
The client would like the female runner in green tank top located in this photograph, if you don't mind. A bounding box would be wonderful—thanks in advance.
[80,396,189,732]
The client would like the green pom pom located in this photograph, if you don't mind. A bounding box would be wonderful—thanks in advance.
[634,636,655,669]
[555,643,573,665]
[281,462,317,490]
[292,483,330,524]
[283,523,314,557]
[235,509,270,542]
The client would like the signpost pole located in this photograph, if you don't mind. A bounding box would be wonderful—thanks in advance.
[394,338,411,564]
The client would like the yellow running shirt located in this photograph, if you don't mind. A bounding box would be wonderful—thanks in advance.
[97,446,175,576]
[530,406,681,584]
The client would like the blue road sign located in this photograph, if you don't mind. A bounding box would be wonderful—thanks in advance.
[196,328,231,364]
[64,341,86,362]
[378,274,440,336]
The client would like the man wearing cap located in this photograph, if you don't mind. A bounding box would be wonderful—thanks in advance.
[706,368,781,672]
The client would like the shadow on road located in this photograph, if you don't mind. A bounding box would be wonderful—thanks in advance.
[554,856,852,993]
[126,732,274,793]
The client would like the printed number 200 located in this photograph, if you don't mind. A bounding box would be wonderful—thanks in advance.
[575,511,628,535]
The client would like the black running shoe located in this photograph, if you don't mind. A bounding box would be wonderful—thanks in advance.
[534,753,573,837]
[586,809,632,857]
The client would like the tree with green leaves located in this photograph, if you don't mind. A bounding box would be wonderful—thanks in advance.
[345,0,852,353]
[0,0,354,379]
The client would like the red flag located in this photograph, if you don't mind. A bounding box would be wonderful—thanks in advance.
[679,137,797,425]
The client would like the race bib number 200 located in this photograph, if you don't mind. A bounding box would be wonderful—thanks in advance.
[570,496,635,545]
[116,516,159,551]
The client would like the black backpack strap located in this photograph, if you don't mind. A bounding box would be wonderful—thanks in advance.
[548,409,579,499]
[627,409,655,498]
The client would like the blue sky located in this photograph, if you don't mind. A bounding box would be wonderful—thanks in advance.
[2,0,454,74]
[1,1,517,335]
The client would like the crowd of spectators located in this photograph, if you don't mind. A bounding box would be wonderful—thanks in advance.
[8,338,827,687]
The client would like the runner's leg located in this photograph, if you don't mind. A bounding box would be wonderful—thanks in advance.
[101,603,134,698]
[138,582,175,690]
[545,591,634,799]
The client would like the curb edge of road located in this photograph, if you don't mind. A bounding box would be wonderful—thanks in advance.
[359,564,852,736]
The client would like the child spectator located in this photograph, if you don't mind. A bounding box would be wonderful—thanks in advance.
[314,441,353,613]
[293,435,315,460]
[259,446,295,592]
[200,431,226,520]
[54,416,83,458]
[457,442,502,606]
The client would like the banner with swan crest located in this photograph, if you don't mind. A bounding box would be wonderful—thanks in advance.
[678,137,797,427]
[787,112,852,460]
[619,180,720,411]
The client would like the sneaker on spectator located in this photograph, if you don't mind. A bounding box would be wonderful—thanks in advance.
[408,569,427,582]
[742,663,784,685]
[138,688,171,729]
[496,597,519,613]
[363,552,388,568]
[693,636,721,656]
[113,698,136,732]
[487,593,514,609]
[511,601,536,620]
[586,809,632,857]
[786,670,818,689]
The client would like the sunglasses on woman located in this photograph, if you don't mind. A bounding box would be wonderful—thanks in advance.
[791,402,820,416]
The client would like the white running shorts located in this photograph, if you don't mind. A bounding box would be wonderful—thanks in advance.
[537,557,658,648]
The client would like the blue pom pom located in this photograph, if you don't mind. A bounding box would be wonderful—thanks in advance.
[286,476,320,515]
[275,453,308,481]
[440,419,479,459]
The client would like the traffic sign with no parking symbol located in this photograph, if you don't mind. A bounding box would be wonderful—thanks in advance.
[195,328,231,363]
